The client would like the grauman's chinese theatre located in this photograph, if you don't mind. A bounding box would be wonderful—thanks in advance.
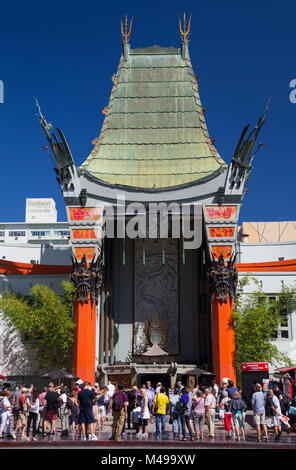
[38,15,266,387]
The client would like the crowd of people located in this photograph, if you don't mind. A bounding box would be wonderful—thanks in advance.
[0,376,295,442]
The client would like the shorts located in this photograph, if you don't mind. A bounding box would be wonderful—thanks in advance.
[265,416,280,428]
[138,418,149,427]
[232,412,244,429]
[92,405,99,420]
[79,408,94,425]
[98,405,105,418]
[18,411,27,426]
[45,410,58,421]
[69,414,79,426]
[254,413,266,425]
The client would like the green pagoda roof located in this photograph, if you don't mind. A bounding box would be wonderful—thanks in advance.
[80,44,227,189]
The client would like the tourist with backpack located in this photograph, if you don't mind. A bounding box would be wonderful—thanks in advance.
[109,383,128,442]
[220,390,235,438]
[58,388,73,437]
[178,387,194,441]
[170,388,181,438]
[229,391,247,441]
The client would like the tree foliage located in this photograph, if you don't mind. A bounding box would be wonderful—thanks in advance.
[0,281,76,369]
[232,276,296,385]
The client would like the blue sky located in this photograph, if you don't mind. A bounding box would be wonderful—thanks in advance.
[0,0,295,223]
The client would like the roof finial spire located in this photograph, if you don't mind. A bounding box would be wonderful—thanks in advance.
[121,14,133,61]
[121,14,133,45]
[179,12,191,44]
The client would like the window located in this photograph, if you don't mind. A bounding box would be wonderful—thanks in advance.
[53,230,70,237]
[269,295,290,340]
[0,231,4,237]
[8,231,26,237]
[30,230,50,237]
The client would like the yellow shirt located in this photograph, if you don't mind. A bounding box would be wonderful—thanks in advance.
[154,393,169,414]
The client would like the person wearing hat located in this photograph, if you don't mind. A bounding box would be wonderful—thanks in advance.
[59,387,71,437]
[251,384,269,441]
[155,382,162,394]
[217,380,228,409]
[14,388,28,440]
[74,380,83,393]
[12,384,23,430]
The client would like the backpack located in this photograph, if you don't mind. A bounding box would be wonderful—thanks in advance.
[57,395,73,410]
[112,393,124,412]
[66,396,73,410]
[176,399,187,413]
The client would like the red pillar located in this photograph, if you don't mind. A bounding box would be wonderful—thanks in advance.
[211,294,236,386]
[72,295,96,384]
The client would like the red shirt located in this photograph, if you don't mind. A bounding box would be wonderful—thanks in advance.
[19,394,26,411]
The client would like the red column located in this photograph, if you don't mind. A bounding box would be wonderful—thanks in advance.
[72,295,96,384]
[211,294,236,386]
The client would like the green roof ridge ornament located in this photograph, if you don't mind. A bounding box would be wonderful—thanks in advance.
[35,97,74,171]
[34,97,53,137]
[223,98,271,200]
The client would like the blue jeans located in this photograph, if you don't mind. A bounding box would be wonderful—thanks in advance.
[155,413,167,439]
[172,413,181,435]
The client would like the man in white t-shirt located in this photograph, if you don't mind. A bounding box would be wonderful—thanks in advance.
[107,381,115,398]
[212,381,219,399]
[272,392,282,433]
[205,389,216,438]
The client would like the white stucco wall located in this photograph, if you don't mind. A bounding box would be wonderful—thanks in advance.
[238,241,296,263]
[0,243,72,265]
